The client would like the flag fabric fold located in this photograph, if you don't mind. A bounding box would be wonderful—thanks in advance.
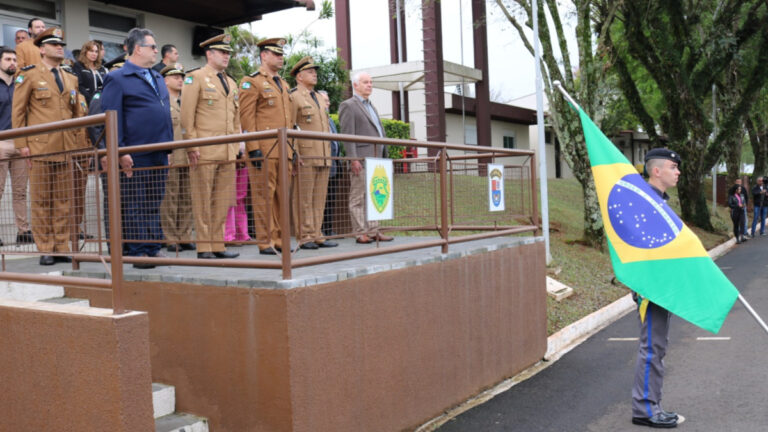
[577,108,738,334]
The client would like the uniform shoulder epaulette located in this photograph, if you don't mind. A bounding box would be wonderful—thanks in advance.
[21,64,35,71]
[288,87,298,94]
[185,67,201,74]
[248,70,261,78]
[62,66,77,75]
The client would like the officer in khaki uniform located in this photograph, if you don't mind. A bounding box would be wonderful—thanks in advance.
[12,28,86,265]
[15,18,46,70]
[239,38,294,255]
[289,57,337,250]
[180,34,240,259]
[159,64,195,252]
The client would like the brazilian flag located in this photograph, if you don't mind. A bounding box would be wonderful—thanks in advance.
[578,108,738,333]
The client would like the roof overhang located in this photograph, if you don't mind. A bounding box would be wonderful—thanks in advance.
[98,0,315,27]
[356,61,483,92]
[445,94,537,125]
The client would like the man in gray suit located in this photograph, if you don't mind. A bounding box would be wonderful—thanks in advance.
[339,71,394,244]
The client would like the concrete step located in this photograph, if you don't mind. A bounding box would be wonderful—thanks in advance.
[0,272,64,302]
[39,296,90,308]
[155,413,209,432]
[152,383,175,419]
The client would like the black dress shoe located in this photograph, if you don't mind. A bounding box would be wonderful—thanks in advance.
[300,241,319,250]
[53,256,72,263]
[181,243,196,250]
[213,251,239,259]
[133,262,156,269]
[39,255,55,265]
[197,252,216,259]
[632,413,677,428]
[167,244,180,252]
[659,410,678,421]
[78,232,94,240]
[16,230,33,244]
[317,241,338,248]
[259,247,277,255]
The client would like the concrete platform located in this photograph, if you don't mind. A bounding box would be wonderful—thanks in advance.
[0,235,539,289]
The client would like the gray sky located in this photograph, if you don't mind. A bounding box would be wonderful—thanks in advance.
[247,0,576,102]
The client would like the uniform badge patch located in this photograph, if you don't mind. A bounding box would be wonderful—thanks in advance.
[184,76,193,85]
[242,82,251,89]
[15,75,23,84]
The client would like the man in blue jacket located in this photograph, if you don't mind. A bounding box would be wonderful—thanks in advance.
[101,27,171,268]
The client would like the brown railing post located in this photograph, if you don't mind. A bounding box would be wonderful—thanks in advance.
[278,128,292,280]
[104,110,125,314]
[530,152,539,232]
[439,148,448,253]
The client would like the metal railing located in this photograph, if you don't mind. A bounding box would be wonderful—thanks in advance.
[0,112,538,313]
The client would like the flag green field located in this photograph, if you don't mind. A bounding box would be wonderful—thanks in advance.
[578,108,738,333]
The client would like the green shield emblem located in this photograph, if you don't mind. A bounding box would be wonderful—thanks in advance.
[369,165,391,213]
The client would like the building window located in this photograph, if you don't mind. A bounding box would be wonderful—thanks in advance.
[464,124,477,145]
[89,9,137,33]
[0,0,56,20]
[503,134,516,149]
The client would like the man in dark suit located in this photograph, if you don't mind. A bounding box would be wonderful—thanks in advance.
[101,27,172,268]
[338,71,393,244]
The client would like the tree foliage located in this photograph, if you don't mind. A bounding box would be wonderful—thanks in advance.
[493,0,621,248]
[601,0,768,230]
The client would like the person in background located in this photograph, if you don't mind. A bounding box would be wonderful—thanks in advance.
[12,28,85,265]
[159,63,195,253]
[100,27,172,269]
[750,176,766,237]
[729,184,748,244]
[289,57,337,250]
[181,34,240,260]
[734,178,749,237]
[338,71,394,244]
[224,142,251,245]
[0,48,32,246]
[15,18,46,69]
[318,90,340,237]
[15,29,29,46]
[153,44,178,73]
[72,40,107,104]
[238,37,294,255]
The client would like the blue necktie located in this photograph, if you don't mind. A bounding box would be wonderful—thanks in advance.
[143,69,158,93]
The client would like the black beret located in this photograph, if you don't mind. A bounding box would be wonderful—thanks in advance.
[644,148,681,165]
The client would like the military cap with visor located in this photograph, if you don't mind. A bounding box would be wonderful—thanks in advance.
[34,27,66,47]
[159,63,184,77]
[257,38,286,55]
[290,56,319,77]
[644,148,681,166]
[199,34,233,53]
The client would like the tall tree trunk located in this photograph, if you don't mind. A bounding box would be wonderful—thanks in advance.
[676,142,714,230]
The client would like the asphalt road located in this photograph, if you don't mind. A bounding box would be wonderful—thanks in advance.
[439,236,768,432]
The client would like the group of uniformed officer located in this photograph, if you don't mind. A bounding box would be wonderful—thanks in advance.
[12,27,341,262]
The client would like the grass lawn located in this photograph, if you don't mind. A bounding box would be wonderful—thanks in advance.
[545,178,732,335]
[383,171,732,336]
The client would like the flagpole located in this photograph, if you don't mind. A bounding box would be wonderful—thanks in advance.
[533,0,551,264]
[738,294,768,335]
[552,80,582,112]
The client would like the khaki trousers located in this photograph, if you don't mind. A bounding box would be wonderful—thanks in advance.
[0,140,29,233]
[190,161,234,253]
[30,160,71,253]
[71,155,91,234]
[160,166,193,242]
[249,159,292,250]
[348,167,379,235]
[293,165,330,242]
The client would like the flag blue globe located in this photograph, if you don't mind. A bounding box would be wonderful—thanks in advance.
[607,174,683,249]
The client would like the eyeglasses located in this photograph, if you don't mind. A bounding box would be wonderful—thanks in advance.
[139,43,158,50]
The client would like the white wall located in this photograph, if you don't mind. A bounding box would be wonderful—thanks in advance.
[59,0,205,69]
